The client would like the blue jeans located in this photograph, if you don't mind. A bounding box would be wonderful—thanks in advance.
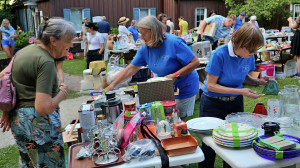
[198,93,244,168]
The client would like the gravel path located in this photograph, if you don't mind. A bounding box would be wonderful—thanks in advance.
[0,73,89,148]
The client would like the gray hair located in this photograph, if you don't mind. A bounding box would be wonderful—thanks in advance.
[138,15,165,47]
[38,18,76,45]
[102,16,106,21]
[250,15,257,21]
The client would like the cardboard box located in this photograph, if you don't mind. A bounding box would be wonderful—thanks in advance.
[89,61,106,69]
[197,21,217,37]
[248,69,267,79]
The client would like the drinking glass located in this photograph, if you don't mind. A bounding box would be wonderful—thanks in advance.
[267,99,280,118]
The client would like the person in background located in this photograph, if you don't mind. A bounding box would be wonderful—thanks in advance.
[178,16,188,36]
[0,18,76,167]
[96,16,110,50]
[198,22,270,168]
[198,14,237,50]
[208,10,217,17]
[118,16,131,40]
[248,15,259,28]
[85,22,104,69]
[167,17,174,34]
[0,19,17,58]
[80,17,89,58]
[38,17,49,35]
[157,13,170,33]
[288,14,300,76]
[101,16,199,121]
[233,12,245,31]
[128,20,139,42]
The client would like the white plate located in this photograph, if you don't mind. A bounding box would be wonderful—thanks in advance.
[187,117,225,131]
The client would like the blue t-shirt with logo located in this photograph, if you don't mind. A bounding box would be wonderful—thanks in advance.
[128,26,139,42]
[233,17,243,30]
[131,33,199,99]
[201,44,255,97]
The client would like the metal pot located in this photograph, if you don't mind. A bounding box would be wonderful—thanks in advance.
[101,91,122,123]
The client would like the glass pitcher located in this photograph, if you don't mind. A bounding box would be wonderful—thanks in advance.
[283,85,299,118]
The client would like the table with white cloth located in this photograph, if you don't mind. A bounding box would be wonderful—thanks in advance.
[195,127,300,168]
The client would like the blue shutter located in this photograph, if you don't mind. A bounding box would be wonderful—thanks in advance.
[133,8,140,22]
[83,8,91,22]
[150,8,156,16]
[63,8,71,21]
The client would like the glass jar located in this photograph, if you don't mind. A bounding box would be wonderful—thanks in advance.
[283,85,299,118]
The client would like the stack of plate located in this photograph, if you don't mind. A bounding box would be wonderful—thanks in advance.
[212,122,258,148]
[186,117,225,135]
[253,134,300,160]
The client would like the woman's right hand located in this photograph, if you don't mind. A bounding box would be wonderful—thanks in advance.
[105,85,114,92]
[59,84,69,98]
[0,112,11,133]
[241,88,263,99]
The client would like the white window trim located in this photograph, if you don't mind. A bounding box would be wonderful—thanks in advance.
[293,4,300,19]
[195,8,207,28]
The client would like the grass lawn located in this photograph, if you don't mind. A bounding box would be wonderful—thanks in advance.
[63,57,86,76]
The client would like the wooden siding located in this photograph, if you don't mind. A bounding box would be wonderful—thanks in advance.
[38,1,51,18]
[45,0,161,28]
[178,0,228,29]
[164,0,176,27]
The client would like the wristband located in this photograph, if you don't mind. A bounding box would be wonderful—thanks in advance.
[175,71,180,79]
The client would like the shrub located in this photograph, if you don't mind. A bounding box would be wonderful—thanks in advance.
[14,26,34,49]
[110,27,119,34]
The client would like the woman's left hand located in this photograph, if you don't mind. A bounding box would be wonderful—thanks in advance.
[165,73,177,82]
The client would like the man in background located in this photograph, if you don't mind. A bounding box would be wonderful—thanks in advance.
[198,14,237,50]
[233,12,245,31]
[97,16,110,50]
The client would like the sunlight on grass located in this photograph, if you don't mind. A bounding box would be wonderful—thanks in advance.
[62,58,86,76]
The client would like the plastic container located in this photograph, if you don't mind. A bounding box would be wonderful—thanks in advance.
[261,122,280,135]
[161,101,177,116]
[275,72,286,79]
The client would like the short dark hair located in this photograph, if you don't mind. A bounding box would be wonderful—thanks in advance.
[209,10,217,17]
[85,22,98,31]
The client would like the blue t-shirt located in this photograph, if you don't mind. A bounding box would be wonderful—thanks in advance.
[131,33,199,99]
[1,26,16,40]
[233,17,243,30]
[97,21,111,33]
[201,44,256,97]
[128,26,139,42]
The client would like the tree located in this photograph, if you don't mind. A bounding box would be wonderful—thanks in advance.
[225,0,300,29]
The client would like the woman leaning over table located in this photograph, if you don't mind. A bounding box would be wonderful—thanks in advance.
[288,14,300,76]
[85,22,104,69]
[0,18,76,168]
[198,22,271,168]
[102,15,200,121]
[0,19,17,58]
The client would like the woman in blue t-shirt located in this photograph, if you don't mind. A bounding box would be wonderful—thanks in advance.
[103,15,200,121]
[0,19,17,58]
[128,20,139,42]
[199,22,271,168]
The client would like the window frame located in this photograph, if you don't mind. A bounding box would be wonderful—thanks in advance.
[293,4,300,19]
[195,8,207,27]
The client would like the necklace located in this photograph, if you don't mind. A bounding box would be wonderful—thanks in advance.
[149,47,161,66]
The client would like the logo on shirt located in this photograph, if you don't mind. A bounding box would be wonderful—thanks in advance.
[242,65,250,72]
[160,55,170,61]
